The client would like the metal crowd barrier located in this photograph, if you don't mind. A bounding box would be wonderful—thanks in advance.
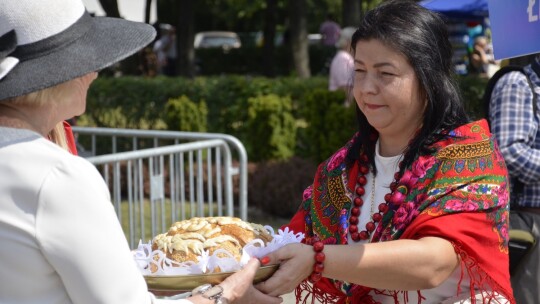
[72,127,248,248]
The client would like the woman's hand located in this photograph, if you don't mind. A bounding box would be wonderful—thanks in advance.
[219,258,283,304]
[473,44,485,54]
[256,243,314,297]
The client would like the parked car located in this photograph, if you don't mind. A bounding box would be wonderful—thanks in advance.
[194,31,242,50]
[253,31,322,46]
[308,33,322,45]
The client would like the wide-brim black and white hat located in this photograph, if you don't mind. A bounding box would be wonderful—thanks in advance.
[0,0,156,101]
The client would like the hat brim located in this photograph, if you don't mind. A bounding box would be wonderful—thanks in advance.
[0,16,156,100]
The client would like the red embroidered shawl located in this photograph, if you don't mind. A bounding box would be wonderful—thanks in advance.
[286,120,515,303]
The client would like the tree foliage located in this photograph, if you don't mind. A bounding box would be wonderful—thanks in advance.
[100,0,387,77]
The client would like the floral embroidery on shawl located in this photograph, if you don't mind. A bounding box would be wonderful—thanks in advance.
[286,120,515,303]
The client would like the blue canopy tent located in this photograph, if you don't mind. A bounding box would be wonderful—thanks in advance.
[420,0,488,20]
[421,0,491,75]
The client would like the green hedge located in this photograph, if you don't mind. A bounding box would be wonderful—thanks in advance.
[245,94,296,161]
[298,89,357,161]
[165,95,208,132]
[82,74,488,162]
[459,75,489,120]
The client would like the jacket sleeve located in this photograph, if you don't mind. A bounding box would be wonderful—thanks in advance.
[36,157,155,304]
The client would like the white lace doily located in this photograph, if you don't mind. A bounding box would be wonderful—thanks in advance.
[133,226,304,275]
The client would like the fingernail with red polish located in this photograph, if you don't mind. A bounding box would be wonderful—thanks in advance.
[260,256,270,265]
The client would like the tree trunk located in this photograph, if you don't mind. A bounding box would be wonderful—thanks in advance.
[98,0,121,18]
[144,0,152,24]
[289,0,311,78]
[263,0,277,77]
[342,0,361,27]
[177,0,195,77]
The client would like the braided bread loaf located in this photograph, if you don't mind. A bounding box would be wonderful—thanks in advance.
[152,217,273,268]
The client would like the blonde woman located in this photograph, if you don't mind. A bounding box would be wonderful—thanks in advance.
[0,1,281,303]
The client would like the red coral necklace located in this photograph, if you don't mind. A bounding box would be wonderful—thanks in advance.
[349,153,402,242]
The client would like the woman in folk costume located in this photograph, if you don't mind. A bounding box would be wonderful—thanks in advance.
[257,1,514,303]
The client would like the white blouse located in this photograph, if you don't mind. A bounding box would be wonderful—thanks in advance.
[0,127,191,304]
[348,141,471,303]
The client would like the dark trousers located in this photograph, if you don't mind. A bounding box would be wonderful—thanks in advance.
[163,57,176,76]
[510,210,540,303]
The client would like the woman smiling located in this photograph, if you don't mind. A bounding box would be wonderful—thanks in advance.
[256,1,514,303]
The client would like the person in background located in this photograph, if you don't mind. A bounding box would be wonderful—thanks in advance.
[328,26,356,104]
[488,54,540,304]
[0,1,282,303]
[470,36,498,78]
[319,13,341,47]
[153,23,178,76]
[257,1,514,303]
[140,45,160,77]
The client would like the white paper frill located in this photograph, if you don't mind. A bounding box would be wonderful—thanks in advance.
[133,226,304,275]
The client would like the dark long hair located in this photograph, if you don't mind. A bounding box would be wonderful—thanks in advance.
[346,0,470,174]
